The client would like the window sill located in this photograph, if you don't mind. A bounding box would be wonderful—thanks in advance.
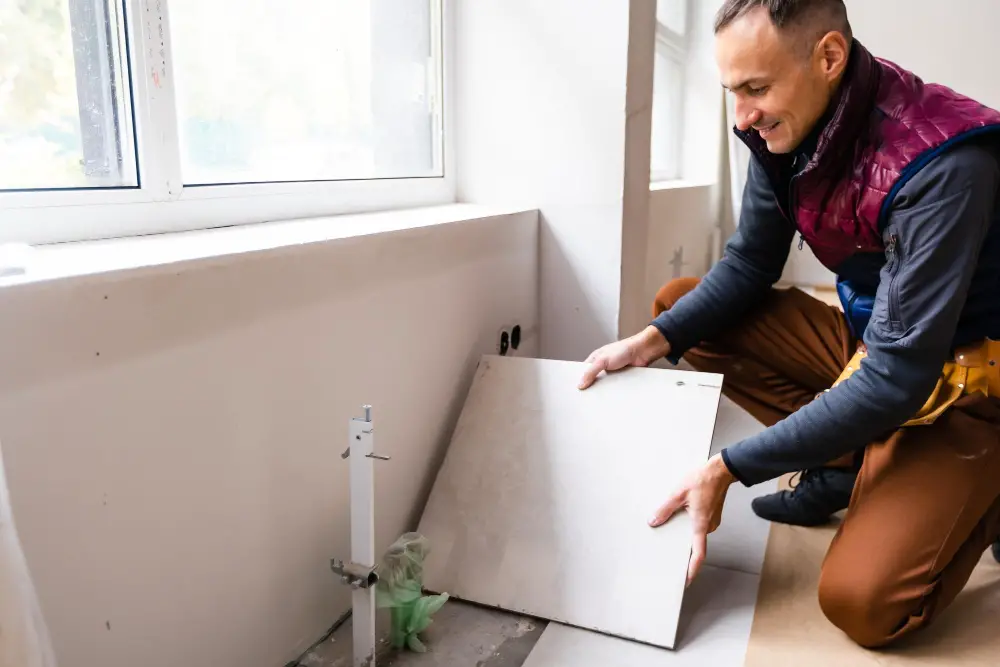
[0,204,534,292]
[649,179,714,192]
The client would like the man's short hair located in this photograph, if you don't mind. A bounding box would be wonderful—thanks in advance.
[714,0,853,50]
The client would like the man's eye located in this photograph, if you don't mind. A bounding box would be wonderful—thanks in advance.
[748,86,769,96]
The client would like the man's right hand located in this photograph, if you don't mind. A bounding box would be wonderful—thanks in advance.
[578,325,671,390]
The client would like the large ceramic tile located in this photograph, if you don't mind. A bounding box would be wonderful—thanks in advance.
[417,355,723,649]
[706,394,776,575]
[522,565,760,666]
[654,358,777,575]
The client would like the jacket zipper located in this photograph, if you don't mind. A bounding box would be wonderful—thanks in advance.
[886,234,902,330]
[788,174,800,234]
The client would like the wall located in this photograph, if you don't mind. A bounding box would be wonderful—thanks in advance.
[0,208,539,667]
[847,0,1000,110]
[639,0,726,333]
[643,183,718,318]
[454,0,657,361]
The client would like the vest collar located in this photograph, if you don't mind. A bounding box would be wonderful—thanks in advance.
[808,40,880,180]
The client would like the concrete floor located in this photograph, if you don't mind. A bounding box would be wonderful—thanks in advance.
[292,601,546,667]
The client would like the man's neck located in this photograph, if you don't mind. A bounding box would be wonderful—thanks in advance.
[797,106,833,159]
[795,46,852,160]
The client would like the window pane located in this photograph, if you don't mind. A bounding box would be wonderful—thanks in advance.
[171,0,441,186]
[651,51,682,181]
[656,0,687,36]
[0,0,137,190]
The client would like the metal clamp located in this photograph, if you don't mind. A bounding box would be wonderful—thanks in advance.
[331,558,379,589]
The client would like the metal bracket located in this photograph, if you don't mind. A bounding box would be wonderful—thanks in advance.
[337,403,383,665]
[341,404,391,461]
[341,448,391,461]
[331,558,379,589]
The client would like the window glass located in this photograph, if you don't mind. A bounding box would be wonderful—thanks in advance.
[0,0,137,190]
[170,0,442,185]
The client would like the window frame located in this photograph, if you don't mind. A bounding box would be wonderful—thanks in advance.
[649,1,689,183]
[0,0,453,245]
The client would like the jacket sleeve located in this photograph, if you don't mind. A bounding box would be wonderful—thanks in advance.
[721,143,1000,487]
[651,155,795,361]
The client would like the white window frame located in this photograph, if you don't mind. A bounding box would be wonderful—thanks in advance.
[650,2,689,183]
[0,0,453,246]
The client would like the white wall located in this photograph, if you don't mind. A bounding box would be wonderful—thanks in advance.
[454,0,658,361]
[644,183,718,315]
[847,0,1000,110]
[1,208,539,667]
[641,0,726,328]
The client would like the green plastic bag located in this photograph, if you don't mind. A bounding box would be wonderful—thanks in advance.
[375,532,449,652]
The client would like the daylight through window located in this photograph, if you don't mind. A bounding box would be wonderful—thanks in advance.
[0,0,137,190]
[0,0,446,243]
[651,0,688,182]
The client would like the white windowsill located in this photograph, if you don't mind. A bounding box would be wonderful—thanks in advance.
[0,204,533,292]
[649,179,714,192]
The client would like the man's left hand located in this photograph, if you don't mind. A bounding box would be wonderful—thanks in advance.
[649,454,736,586]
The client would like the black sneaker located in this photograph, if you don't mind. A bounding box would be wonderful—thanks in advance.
[751,467,857,527]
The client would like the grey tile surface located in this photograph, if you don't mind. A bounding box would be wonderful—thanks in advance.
[706,394,777,575]
[416,356,723,649]
[522,565,760,666]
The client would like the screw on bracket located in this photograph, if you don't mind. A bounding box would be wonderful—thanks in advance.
[341,447,391,461]
[330,559,379,589]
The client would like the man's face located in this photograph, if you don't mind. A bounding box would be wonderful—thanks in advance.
[715,7,846,154]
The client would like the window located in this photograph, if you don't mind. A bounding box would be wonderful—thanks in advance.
[0,0,447,244]
[650,0,688,182]
[170,0,440,185]
[0,0,137,190]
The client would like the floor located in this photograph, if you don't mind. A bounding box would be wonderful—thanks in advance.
[298,521,1000,667]
[294,601,546,667]
[298,562,761,667]
[744,505,1000,667]
[291,390,777,667]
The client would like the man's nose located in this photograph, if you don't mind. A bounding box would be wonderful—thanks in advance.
[735,104,762,132]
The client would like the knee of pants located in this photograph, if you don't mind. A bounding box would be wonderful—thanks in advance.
[817,568,903,649]
[652,277,700,318]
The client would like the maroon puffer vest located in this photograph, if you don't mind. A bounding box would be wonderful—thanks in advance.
[736,40,1000,270]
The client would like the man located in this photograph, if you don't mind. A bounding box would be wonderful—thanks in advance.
[580,0,1000,649]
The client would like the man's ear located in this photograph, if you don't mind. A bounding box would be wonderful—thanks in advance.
[816,31,850,81]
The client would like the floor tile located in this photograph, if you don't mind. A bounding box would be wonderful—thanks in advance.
[706,394,776,575]
[522,565,760,666]
[417,355,723,649]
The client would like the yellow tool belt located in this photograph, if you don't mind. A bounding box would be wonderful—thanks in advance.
[830,339,1000,427]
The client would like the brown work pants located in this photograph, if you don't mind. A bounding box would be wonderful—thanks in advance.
[654,278,1000,649]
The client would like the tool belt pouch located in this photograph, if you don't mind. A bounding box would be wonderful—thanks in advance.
[830,345,975,428]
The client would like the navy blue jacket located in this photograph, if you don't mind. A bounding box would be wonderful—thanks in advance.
[652,129,1000,486]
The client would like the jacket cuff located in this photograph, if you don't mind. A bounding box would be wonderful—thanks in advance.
[650,312,696,364]
[720,448,753,488]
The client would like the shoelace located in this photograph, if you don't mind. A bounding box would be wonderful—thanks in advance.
[787,468,824,494]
